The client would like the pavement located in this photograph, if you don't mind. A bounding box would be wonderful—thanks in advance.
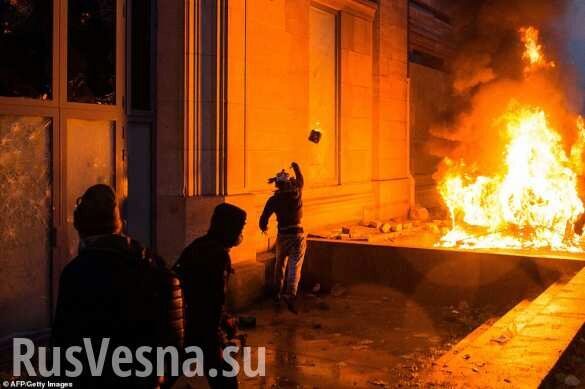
[174,283,513,389]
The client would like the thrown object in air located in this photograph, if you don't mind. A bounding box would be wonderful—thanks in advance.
[308,128,322,143]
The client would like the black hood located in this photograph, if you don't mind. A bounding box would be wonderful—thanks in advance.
[207,203,247,248]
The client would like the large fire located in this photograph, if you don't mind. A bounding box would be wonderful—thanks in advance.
[437,27,585,252]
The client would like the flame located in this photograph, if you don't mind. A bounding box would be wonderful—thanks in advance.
[438,108,584,251]
[435,26,585,252]
[519,26,555,74]
[570,116,585,175]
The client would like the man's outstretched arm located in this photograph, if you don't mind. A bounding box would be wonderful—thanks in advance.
[291,162,304,189]
[259,197,275,232]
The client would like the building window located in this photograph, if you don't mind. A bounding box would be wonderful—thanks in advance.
[0,1,53,99]
[130,0,152,111]
[308,5,339,185]
[67,0,116,104]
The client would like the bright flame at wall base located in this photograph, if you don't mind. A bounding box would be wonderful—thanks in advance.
[437,106,585,252]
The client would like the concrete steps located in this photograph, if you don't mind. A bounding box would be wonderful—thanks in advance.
[427,270,585,388]
[432,300,529,371]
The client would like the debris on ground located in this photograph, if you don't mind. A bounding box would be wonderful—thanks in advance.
[368,379,389,387]
[542,328,585,388]
[312,283,321,293]
[380,223,391,233]
[331,284,347,297]
[409,206,430,221]
[565,374,581,386]
[390,223,403,233]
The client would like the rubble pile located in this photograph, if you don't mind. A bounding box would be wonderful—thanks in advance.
[310,206,451,246]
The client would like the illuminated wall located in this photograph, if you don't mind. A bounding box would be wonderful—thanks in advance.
[155,0,412,279]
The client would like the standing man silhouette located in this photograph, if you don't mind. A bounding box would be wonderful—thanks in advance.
[260,162,305,314]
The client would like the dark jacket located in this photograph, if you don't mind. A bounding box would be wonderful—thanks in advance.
[259,164,304,234]
[173,235,232,346]
[52,234,184,388]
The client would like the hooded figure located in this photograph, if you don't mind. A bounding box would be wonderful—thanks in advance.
[52,184,184,389]
[173,203,246,389]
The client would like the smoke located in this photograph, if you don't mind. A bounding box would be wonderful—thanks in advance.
[427,0,584,176]
[561,0,585,110]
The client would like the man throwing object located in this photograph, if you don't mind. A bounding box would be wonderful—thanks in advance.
[260,162,305,314]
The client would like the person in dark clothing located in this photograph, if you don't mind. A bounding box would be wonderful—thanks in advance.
[52,184,184,389]
[259,162,305,314]
[173,203,247,389]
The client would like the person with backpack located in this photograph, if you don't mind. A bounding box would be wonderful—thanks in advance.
[52,184,183,389]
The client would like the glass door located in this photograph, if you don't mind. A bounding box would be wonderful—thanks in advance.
[0,0,125,337]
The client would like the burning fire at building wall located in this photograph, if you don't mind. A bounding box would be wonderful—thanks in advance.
[437,26,585,252]
[0,0,585,388]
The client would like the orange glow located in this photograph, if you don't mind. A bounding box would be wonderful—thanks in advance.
[519,26,555,74]
[436,27,585,252]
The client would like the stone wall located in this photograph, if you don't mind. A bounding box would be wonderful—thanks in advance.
[155,0,412,307]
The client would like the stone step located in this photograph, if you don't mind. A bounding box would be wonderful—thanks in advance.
[431,300,529,372]
[427,282,566,386]
[428,270,585,388]
[487,282,564,343]
[426,299,530,384]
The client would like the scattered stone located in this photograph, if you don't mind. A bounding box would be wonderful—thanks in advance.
[390,223,403,233]
[409,206,430,221]
[565,375,581,386]
[368,379,389,387]
[491,335,510,345]
[331,284,347,297]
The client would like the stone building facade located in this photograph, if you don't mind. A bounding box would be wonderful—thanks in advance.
[0,0,413,340]
[155,0,412,307]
